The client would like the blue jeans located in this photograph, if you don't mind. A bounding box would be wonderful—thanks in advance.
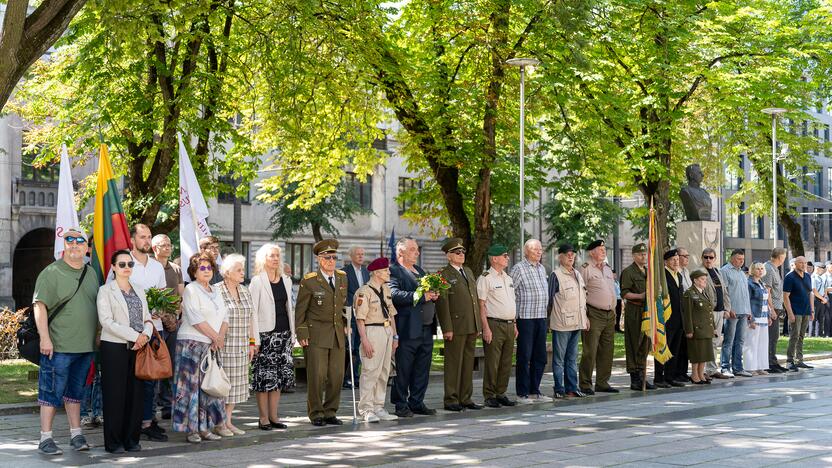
[552,330,580,394]
[38,352,94,407]
[721,316,747,373]
[81,368,102,418]
[516,318,548,397]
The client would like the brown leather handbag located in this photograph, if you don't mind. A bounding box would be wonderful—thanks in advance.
[135,322,173,380]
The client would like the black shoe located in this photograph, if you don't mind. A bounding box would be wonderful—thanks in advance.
[554,392,566,399]
[140,426,168,442]
[767,367,784,374]
[444,404,464,412]
[787,363,800,372]
[463,402,483,410]
[324,416,343,425]
[580,388,595,396]
[776,364,789,372]
[644,381,657,390]
[797,362,814,369]
[669,380,686,387]
[484,398,502,408]
[259,422,273,431]
[270,420,288,429]
[496,395,516,407]
[125,444,142,452]
[106,446,125,454]
[150,420,166,434]
[395,407,415,417]
[654,381,671,389]
[311,418,325,427]
[595,386,620,393]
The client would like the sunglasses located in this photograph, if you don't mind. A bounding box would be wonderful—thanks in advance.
[117,261,135,268]
[199,265,213,271]
[65,236,87,244]
[319,255,337,261]
[451,250,466,255]
[703,255,715,260]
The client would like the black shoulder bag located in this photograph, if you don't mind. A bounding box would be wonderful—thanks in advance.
[17,265,89,365]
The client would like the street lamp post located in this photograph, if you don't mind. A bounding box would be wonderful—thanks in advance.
[506,57,540,248]
[762,107,787,249]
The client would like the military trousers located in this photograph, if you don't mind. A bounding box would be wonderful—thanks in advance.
[579,305,616,390]
[483,319,515,400]
[305,343,346,421]
[623,306,650,374]
[358,326,394,416]
[443,331,477,406]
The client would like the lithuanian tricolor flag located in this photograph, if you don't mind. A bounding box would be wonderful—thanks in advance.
[90,145,131,284]
[642,198,672,364]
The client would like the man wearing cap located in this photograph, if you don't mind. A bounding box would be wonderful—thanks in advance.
[477,244,518,408]
[436,238,482,412]
[353,258,399,423]
[296,239,350,426]
[32,228,99,455]
[547,243,589,399]
[579,239,619,394]
[620,243,656,390]
[657,249,686,387]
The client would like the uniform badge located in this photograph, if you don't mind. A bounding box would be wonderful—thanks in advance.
[356,297,363,306]
[313,291,325,306]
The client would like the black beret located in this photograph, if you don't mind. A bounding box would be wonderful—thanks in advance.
[586,239,605,251]
[663,249,678,260]
[558,243,576,254]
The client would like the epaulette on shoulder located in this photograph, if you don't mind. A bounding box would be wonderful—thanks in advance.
[481,271,489,276]
[335,269,346,276]
[304,272,318,280]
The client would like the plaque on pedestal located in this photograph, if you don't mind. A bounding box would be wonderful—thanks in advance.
[677,221,721,270]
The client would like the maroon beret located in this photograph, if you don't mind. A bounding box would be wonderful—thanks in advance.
[367,257,390,272]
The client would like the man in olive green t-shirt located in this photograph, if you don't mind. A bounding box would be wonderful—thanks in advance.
[32,227,99,456]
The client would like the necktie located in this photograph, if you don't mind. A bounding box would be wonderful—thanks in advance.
[459,268,467,283]
[328,276,335,290]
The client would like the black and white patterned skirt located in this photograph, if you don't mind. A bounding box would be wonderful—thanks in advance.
[251,330,295,392]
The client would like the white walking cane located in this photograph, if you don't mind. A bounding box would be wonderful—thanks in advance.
[345,306,358,424]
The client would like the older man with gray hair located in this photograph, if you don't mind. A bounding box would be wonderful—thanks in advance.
[511,239,552,403]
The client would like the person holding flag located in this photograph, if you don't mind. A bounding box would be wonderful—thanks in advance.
[642,200,673,389]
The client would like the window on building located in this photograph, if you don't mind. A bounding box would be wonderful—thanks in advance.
[217,174,250,204]
[825,125,830,143]
[751,215,765,240]
[817,171,824,197]
[803,206,809,239]
[738,202,746,238]
[21,145,58,183]
[725,203,737,237]
[220,241,251,278]
[286,242,314,282]
[817,208,825,242]
[345,172,372,210]
[398,177,422,215]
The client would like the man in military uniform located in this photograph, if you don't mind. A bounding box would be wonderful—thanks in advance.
[579,239,620,394]
[620,243,657,390]
[476,244,518,408]
[353,257,399,423]
[296,239,349,426]
[436,238,482,411]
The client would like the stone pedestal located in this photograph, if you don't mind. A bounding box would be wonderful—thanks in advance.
[677,221,721,270]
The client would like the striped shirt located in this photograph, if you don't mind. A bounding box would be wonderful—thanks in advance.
[510,260,549,319]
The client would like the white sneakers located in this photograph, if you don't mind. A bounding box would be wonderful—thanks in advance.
[362,412,381,423]
[516,396,535,404]
[374,409,399,421]
[534,394,553,402]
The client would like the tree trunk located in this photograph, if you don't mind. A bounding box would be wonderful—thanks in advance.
[311,222,323,243]
[781,212,804,256]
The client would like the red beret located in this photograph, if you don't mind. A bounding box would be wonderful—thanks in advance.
[367,257,390,272]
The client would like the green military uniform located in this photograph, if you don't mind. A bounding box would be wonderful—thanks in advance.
[619,243,651,388]
[436,238,482,409]
[295,239,349,423]
[682,273,716,364]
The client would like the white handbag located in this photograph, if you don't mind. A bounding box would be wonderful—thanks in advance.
[200,350,231,398]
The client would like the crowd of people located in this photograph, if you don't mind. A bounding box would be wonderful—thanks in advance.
[29,226,816,456]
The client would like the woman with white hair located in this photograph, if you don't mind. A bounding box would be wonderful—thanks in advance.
[249,243,295,430]
[746,262,772,375]
[215,253,256,436]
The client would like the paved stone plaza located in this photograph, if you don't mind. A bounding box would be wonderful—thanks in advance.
[3,357,832,467]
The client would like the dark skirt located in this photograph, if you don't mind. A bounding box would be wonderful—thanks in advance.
[251,330,295,392]
[687,337,714,364]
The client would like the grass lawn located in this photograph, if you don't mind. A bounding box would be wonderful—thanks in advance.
[0,359,39,404]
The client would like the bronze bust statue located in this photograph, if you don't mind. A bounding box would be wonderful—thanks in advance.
[679,164,712,221]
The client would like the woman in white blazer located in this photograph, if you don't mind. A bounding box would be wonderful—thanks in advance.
[249,243,295,430]
[97,249,153,454]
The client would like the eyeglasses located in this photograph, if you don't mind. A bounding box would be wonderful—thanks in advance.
[117,261,135,268]
[65,236,86,244]
[319,255,337,261]
[198,265,213,271]
[679,254,690,258]
[703,255,715,260]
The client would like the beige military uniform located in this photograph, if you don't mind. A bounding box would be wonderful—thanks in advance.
[476,267,516,400]
[354,282,397,416]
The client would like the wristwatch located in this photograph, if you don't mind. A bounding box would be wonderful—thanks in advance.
[393,335,399,341]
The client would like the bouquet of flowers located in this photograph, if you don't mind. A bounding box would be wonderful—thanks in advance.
[413,271,452,305]
[145,287,180,330]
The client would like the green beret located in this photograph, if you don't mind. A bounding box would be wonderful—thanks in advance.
[690,269,708,280]
[487,244,508,256]
[313,238,339,255]
[632,243,647,254]
[442,238,465,253]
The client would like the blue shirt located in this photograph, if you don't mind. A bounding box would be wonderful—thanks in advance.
[720,263,751,316]
[783,270,813,316]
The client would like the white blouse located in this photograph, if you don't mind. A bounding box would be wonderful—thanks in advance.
[178,282,229,344]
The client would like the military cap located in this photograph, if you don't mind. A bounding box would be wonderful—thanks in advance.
[586,239,605,251]
[558,243,576,254]
[487,244,508,256]
[441,238,465,253]
[663,249,678,260]
[690,269,708,280]
[313,238,339,255]
[367,257,390,272]
[632,243,647,254]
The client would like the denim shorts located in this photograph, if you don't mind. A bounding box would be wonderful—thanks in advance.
[38,352,94,408]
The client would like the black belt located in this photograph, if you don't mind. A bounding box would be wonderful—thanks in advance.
[488,318,515,324]
[588,305,613,313]
[365,320,391,327]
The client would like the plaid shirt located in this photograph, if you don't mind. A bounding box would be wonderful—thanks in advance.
[510,260,549,319]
